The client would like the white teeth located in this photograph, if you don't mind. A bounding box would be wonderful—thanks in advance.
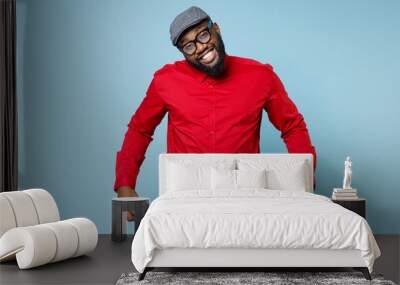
[201,48,213,60]
[203,51,212,60]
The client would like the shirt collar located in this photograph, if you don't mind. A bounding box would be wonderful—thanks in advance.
[177,53,232,83]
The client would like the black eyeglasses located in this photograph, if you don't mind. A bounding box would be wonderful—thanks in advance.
[179,19,213,56]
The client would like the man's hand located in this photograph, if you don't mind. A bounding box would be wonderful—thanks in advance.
[117,186,138,221]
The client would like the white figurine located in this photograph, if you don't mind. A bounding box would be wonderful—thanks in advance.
[342,156,352,190]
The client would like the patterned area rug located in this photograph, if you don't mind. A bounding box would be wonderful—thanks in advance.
[116,271,396,285]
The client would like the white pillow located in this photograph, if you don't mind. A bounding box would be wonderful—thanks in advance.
[237,159,309,191]
[167,162,211,191]
[211,168,236,190]
[166,159,235,192]
[266,167,307,191]
[211,168,267,190]
[237,169,267,188]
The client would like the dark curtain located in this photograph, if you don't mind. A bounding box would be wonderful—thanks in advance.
[0,0,18,192]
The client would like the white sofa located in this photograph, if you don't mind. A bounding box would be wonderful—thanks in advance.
[0,188,98,269]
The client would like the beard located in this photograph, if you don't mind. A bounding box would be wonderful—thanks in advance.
[185,32,226,78]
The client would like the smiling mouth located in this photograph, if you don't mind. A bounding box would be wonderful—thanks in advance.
[198,47,217,65]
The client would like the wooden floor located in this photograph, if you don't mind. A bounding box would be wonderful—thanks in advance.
[0,235,398,285]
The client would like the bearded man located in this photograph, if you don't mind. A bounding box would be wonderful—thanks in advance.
[114,6,317,221]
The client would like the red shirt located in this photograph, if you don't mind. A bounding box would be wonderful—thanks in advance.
[114,53,316,192]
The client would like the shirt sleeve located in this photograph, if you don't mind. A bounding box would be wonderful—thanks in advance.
[263,65,317,171]
[113,76,167,192]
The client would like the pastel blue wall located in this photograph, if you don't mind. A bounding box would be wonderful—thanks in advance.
[16,0,400,234]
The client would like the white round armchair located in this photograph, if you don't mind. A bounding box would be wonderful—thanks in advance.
[0,189,98,269]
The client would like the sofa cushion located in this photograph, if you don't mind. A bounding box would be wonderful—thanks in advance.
[0,196,17,237]
[0,189,59,237]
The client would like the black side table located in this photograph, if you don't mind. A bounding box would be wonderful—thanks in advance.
[332,198,366,218]
[112,197,150,242]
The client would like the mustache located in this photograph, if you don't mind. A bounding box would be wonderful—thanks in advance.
[197,46,216,61]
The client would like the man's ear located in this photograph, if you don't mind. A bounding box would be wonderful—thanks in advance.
[213,22,221,35]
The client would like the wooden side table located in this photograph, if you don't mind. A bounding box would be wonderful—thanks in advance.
[332,198,366,218]
[112,197,150,242]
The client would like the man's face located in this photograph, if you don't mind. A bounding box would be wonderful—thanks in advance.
[177,19,226,78]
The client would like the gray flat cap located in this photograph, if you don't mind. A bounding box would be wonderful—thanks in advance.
[169,6,210,47]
